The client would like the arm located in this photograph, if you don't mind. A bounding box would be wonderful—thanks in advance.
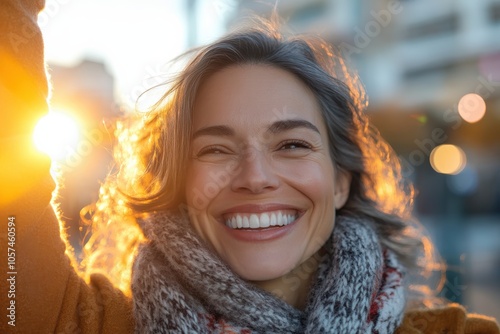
[0,0,72,331]
[0,1,134,332]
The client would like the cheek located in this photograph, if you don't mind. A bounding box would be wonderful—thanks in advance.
[276,159,335,199]
[185,162,236,211]
[185,165,212,212]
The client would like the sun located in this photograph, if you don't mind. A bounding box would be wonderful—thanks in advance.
[33,110,80,160]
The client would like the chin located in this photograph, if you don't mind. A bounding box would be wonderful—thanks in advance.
[222,246,300,282]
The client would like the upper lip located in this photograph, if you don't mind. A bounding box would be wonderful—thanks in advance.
[220,203,302,215]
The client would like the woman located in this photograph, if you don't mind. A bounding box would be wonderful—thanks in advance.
[1,1,499,333]
[116,22,414,332]
[84,19,497,333]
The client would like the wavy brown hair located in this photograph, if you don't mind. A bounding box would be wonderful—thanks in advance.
[81,20,441,302]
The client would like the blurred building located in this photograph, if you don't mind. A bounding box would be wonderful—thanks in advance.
[49,59,119,254]
[230,0,500,319]
[49,59,117,122]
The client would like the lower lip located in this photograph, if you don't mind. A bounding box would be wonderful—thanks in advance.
[222,217,300,242]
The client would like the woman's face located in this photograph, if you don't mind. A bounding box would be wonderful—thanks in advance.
[185,64,350,281]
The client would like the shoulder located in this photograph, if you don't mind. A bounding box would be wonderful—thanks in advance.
[395,303,500,334]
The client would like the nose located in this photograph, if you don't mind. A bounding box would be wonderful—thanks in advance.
[230,147,280,194]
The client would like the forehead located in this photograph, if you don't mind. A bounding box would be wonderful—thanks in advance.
[192,64,325,131]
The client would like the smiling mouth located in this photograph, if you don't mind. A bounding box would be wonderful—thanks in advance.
[223,210,299,229]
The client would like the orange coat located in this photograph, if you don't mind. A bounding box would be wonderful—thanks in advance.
[0,0,499,333]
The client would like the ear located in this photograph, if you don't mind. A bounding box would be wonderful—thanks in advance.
[334,169,351,210]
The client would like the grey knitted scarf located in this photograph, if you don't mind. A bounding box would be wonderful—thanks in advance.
[132,212,405,333]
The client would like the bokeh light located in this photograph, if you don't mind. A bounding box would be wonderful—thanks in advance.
[458,93,486,123]
[33,111,80,160]
[430,144,466,175]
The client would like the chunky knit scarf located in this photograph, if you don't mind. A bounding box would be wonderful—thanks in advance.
[132,212,405,333]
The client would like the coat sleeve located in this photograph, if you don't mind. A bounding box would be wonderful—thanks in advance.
[395,304,500,334]
[0,1,134,333]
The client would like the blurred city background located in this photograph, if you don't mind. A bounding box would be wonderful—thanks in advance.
[37,0,499,319]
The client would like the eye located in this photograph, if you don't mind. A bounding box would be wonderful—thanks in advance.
[196,145,229,157]
[278,139,312,151]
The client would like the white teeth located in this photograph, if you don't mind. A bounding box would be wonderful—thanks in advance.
[260,213,270,228]
[270,213,277,226]
[225,211,298,229]
[242,216,249,228]
[249,214,259,228]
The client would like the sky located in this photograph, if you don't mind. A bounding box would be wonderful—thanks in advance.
[39,0,234,108]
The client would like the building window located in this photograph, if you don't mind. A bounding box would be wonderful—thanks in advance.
[402,62,456,81]
[404,14,459,40]
[488,2,500,23]
[289,1,328,27]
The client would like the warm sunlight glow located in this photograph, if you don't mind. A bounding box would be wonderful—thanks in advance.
[33,111,80,160]
[430,144,466,175]
[458,93,486,123]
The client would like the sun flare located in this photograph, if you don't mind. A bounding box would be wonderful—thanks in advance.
[33,110,80,160]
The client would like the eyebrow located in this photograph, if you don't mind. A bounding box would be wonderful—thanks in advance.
[191,119,320,139]
[192,125,235,139]
[267,119,320,134]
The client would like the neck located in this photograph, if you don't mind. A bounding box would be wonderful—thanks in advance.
[250,249,325,310]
